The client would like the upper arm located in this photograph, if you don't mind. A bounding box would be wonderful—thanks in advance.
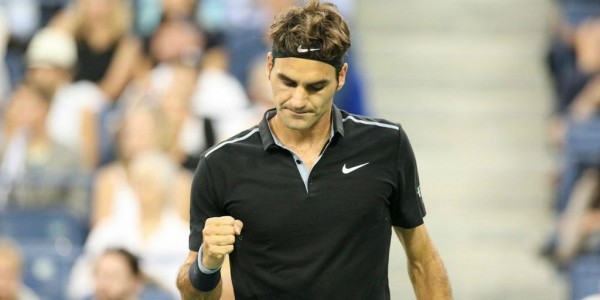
[189,156,223,251]
[91,168,114,226]
[99,36,142,99]
[394,224,437,262]
[390,127,426,228]
[174,170,193,222]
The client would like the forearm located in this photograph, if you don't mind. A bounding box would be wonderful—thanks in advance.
[407,249,452,299]
[176,259,222,300]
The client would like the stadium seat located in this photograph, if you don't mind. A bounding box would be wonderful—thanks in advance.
[0,210,88,246]
[20,242,82,300]
[140,283,176,300]
[570,255,600,300]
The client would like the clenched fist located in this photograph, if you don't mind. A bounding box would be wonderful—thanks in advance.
[202,216,243,270]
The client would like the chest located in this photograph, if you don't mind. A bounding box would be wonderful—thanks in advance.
[217,143,397,247]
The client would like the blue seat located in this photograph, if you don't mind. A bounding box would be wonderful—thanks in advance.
[570,255,600,300]
[140,283,176,300]
[19,242,82,300]
[0,210,88,246]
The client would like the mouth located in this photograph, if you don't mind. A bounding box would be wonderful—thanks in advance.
[284,108,311,115]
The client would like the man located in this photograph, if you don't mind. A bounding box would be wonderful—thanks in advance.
[177,1,452,299]
[0,239,40,300]
[92,248,143,300]
[25,27,107,169]
[0,82,86,218]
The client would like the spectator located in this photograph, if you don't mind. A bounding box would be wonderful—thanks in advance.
[133,0,199,40]
[0,7,11,107]
[555,169,600,266]
[546,3,600,149]
[25,27,108,170]
[118,16,213,170]
[69,151,189,299]
[0,239,40,300]
[245,56,274,123]
[161,0,197,20]
[90,106,191,226]
[542,15,600,214]
[1,0,40,88]
[0,82,87,219]
[92,248,143,300]
[51,0,142,101]
[539,9,600,300]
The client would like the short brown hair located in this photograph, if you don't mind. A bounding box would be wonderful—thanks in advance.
[268,0,351,65]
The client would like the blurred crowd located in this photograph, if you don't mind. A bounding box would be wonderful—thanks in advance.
[545,0,600,299]
[0,0,366,299]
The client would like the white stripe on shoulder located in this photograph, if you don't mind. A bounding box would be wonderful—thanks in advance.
[343,115,399,130]
[205,128,259,157]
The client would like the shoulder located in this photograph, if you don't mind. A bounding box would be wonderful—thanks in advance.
[94,162,122,184]
[116,34,142,52]
[47,9,78,35]
[342,113,401,130]
[340,111,405,140]
[56,82,108,111]
[203,126,261,159]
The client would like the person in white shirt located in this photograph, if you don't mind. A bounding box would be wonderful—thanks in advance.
[68,151,189,299]
[0,239,40,300]
[24,27,108,169]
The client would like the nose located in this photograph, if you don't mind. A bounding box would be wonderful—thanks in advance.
[289,87,308,109]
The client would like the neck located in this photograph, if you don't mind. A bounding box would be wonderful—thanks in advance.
[139,206,162,240]
[31,124,48,139]
[140,205,163,223]
[269,109,332,171]
[27,126,50,148]
[270,111,332,150]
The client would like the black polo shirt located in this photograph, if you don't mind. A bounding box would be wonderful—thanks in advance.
[189,106,426,300]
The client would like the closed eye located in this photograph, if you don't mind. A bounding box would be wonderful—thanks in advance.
[283,80,297,88]
[306,84,325,92]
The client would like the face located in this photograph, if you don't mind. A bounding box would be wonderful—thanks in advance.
[82,0,116,21]
[576,19,600,73]
[266,53,347,132]
[94,253,140,300]
[118,110,158,161]
[0,256,20,300]
[150,20,204,65]
[8,86,49,131]
[26,67,70,94]
[161,0,195,15]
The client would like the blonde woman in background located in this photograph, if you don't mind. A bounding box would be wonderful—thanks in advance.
[69,151,189,299]
[90,106,191,227]
[50,0,142,101]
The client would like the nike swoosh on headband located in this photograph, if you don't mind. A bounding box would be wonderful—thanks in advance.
[297,45,321,53]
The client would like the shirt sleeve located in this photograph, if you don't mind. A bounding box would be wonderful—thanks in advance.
[189,156,223,251]
[389,126,426,228]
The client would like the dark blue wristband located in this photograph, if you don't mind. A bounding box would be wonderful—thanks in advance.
[189,260,221,292]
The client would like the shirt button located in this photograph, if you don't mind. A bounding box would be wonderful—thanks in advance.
[296,160,302,164]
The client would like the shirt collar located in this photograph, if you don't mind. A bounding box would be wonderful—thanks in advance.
[258,105,345,151]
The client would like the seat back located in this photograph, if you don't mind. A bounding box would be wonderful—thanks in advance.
[19,242,82,300]
[570,255,600,300]
[0,210,87,246]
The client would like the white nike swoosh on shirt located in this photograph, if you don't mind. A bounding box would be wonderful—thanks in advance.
[342,162,369,174]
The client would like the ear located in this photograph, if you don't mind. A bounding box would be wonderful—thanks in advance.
[266,52,274,80]
[336,63,349,91]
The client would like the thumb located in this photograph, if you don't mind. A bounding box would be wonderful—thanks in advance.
[234,220,243,235]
